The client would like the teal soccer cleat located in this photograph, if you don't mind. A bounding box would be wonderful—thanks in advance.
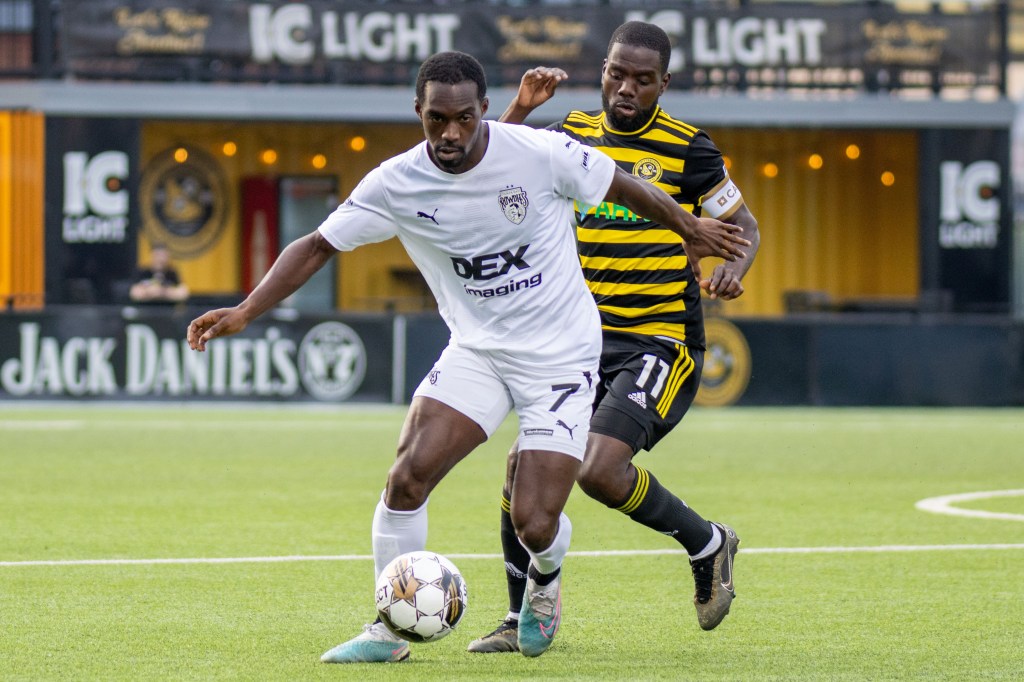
[517,571,562,657]
[320,622,410,664]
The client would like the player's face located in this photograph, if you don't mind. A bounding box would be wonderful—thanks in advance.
[601,43,669,133]
[416,80,490,173]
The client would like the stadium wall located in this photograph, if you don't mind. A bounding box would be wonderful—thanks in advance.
[1,306,1021,407]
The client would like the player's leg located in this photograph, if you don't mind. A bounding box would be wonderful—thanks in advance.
[504,360,595,657]
[323,346,509,664]
[583,334,739,630]
[467,443,528,653]
[510,448,579,657]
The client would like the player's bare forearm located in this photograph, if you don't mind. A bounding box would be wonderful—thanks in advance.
[605,167,749,261]
[187,231,336,351]
[719,206,760,280]
[700,206,761,300]
[240,231,336,319]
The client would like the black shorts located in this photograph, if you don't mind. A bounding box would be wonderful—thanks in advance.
[589,331,704,454]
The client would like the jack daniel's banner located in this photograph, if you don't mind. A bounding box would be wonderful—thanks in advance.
[60,1,1002,91]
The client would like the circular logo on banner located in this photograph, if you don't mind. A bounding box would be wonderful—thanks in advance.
[695,318,751,407]
[633,158,663,183]
[140,146,229,257]
[298,322,367,401]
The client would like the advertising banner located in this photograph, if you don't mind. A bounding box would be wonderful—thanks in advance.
[44,117,141,305]
[58,1,1002,91]
[0,307,392,402]
[919,128,1012,313]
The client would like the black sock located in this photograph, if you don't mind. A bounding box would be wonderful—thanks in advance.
[500,492,529,615]
[527,563,561,586]
[615,466,713,555]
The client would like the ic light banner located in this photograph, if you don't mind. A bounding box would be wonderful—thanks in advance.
[918,128,1012,313]
[44,117,140,305]
[58,1,1002,91]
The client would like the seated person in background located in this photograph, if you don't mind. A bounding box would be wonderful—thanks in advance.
[129,244,189,303]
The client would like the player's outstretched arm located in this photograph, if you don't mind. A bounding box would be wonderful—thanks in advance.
[187,231,337,351]
[604,166,750,262]
[696,205,761,300]
[499,67,568,124]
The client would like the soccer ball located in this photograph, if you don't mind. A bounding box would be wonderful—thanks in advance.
[375,551,468,642]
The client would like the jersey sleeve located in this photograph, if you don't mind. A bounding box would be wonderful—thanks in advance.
[546,130,616,209]
[688,132,745,220]
[317,167,398,251]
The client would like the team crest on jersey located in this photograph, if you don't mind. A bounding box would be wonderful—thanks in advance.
[498,186,529,225]
[633,158,663,183]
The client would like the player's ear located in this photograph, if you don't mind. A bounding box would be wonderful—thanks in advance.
[480,96,489,116]
[659,71,671,95]
[414,99,423,117]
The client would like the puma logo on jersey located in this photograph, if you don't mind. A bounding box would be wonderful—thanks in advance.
[417,208,439,224]
[627,391,647,409]
[555,420,577,439]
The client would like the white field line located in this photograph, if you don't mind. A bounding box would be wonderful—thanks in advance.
[4,543,1024,568]
[916,489,1024,523]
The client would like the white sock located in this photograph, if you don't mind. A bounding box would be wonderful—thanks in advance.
[521,512,572,576]
[371,491,428,578]
[505,611,520,622]
[689,524,723,562]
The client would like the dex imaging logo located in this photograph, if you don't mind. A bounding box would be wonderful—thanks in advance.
[939,160,1000,249]
[62,151,129,244]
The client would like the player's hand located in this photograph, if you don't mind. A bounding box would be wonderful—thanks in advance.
[516,67,568,110]
[686,218,750,261]
[700,264,745,300]
[683,242,703,283]
[187,308,249,351]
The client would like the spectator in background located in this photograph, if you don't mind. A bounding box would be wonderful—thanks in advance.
[129,244,189,303]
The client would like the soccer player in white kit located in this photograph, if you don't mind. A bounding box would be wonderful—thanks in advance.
[186,51,749,663]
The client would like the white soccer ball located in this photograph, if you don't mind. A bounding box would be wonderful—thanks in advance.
[375,550,468,642]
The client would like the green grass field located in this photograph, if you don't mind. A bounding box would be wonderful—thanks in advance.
[2,406,1022,681]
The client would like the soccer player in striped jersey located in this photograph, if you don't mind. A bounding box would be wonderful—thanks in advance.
[468,22,761,653]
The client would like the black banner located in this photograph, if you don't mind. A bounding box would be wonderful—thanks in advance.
[3,308,1022,406]
[44,117,140,304]
[0,306,392,402]
[58,1,1003,91]
[919,128,1013,313]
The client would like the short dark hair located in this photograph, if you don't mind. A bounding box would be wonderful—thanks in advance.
[415,51,487,102]
[608,21,671,75]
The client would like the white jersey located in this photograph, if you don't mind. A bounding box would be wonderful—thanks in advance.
[318,121,616,360]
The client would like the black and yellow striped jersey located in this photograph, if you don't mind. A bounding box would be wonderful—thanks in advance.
[549,106,732,349]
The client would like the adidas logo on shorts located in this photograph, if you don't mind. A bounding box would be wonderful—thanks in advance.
[627,391,647,409]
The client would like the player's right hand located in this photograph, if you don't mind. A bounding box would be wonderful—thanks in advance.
[187,308,249,352]
[686,218,750,262]
[516,67,568,110]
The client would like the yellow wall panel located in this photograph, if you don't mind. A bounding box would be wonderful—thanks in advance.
[140,120,424,308]
[0,111,45,310]
[707,127,919,315]
[135,120,919,317]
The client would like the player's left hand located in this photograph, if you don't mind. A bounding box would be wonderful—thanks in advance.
[700,264,745,300]
[516,67,568,110]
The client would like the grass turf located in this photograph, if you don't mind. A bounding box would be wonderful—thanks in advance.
[1,406,1022,680]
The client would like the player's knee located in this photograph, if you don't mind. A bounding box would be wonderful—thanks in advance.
[385,461,430,510]
[512,511,557,552]
[578,457,629,507]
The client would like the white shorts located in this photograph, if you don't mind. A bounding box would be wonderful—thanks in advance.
[413,343,599,460]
